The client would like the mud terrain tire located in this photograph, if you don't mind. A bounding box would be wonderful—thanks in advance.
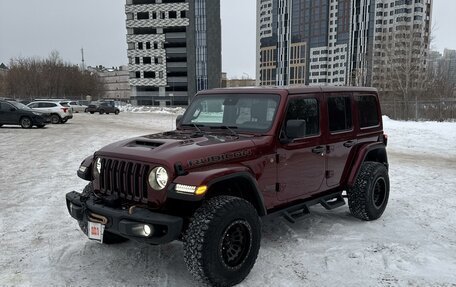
[78,183,128,244]
[183,196,261,287]
[348,161,390,221]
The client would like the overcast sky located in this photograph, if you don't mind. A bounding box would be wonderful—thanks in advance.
[0,0,454,78]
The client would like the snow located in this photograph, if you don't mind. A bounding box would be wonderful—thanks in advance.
[1,113,455,286]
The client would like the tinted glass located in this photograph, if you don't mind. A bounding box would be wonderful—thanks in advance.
[182,94,280,133]
[10,101,32,110]
[0,102,14,111]
[356,95,379,128]
[328,96,352,132]
[285,97,319,138]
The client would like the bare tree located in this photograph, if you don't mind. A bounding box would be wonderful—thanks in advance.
[3,52,104,100]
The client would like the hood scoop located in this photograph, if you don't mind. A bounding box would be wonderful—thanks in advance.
[126,140,164,149]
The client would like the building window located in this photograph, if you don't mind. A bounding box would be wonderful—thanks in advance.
[138,42,143,50]
[146,42,151,49]
[137,12,149,20]
[180,11,186,18]
[135,71,141,79]
[152,12,157,19]
[144,71,156,78]
[135,57,140,64]
[143,57,152,64]
[169,11,177,18]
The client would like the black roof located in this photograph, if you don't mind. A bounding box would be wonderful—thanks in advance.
[200,85,378,95]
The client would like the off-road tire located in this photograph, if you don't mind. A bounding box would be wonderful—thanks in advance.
[77,183,128,244]
[20,117,33,129]
[183,196,261,287]
[50,114,61,124]
[347,161,390,221]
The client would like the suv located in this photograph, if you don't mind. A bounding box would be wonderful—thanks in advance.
[27,101,73,124]
[60,100,88,113]
[66,87,389,286]
[87,102,120,115]
[0,99,50,128]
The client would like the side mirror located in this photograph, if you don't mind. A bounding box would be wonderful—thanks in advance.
[176,115,183,128]
[285,120,306,141]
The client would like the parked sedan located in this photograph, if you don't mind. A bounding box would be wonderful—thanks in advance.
[0,100,50,128]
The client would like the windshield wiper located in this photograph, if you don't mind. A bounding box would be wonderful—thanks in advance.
[210,125,238,137]
[181,123,205,132]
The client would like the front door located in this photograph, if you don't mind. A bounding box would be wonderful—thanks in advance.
[277,95,326,201]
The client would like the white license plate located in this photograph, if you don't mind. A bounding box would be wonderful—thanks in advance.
[88,221,105,243]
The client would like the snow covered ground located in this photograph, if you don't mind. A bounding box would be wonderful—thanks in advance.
[0,112,455,287]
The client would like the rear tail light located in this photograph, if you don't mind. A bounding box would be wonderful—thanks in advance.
[62,108,68,113]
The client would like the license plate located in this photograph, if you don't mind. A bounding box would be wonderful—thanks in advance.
[88,221,105,243]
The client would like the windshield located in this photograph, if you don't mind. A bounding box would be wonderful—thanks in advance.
[181,94,280,133]
[10,101,32,111]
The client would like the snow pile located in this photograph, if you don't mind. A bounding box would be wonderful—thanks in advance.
[0,114,455,286]
[120,104,185,115]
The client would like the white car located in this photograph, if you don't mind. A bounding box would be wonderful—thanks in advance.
[60,100,88,113]
[27,101,73,124]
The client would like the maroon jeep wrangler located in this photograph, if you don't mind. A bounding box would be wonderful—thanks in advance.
[66,86,389,286]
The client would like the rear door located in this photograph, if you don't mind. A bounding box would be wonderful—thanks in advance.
[277,95,326,201]
[0,102,19,124]
[325,93,356,187]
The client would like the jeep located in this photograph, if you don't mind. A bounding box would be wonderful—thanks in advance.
[66,86,389,286]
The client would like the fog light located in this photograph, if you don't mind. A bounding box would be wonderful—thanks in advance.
[143,224,152,236]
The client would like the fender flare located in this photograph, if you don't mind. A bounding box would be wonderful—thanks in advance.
[347,142,388,187]
[170,167,267,216]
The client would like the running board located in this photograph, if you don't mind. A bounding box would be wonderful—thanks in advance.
[266,191,345,223]
[319,195,345,210]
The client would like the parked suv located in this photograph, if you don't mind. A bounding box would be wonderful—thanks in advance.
[87,102,120,115]
[66,87,389,286]
[27,101,73,124]
[60,100,88,113]
[0,99,50,128]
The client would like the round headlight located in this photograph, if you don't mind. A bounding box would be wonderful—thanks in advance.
[148,166,168,190]
[95,158,102,174]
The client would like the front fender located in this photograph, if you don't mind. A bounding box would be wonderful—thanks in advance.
[168,165,267,216]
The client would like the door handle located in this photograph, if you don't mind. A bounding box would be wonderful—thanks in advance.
[312,146,325,155]
[343,141,355,148]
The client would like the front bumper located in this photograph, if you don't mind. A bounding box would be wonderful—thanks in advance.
[65,191,183,244]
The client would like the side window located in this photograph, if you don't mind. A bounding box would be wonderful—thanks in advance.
[284,97,319,139]
[0,103,8,111]
[356,95,379,128]
[29,103,38,108]
[328,96,352,133]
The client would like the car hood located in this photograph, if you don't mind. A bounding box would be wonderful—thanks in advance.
[95,130,260,170]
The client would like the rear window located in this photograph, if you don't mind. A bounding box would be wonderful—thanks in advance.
[356,95,379,128]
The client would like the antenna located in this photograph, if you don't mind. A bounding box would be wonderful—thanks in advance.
[81,47,85,71]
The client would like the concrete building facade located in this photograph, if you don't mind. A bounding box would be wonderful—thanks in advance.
[256,0,433,89]
[126,0,221,106]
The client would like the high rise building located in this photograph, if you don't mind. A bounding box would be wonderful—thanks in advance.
[256,0,432,89]
[442,49,456,84]
[126,0,221,106]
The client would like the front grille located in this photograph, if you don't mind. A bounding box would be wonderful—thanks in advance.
[99,158,150,203]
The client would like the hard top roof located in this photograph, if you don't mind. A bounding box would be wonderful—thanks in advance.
[198,86,377,95]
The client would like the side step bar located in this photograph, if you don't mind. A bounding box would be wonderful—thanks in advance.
[267,192,346,223]
[320,194,345,210]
